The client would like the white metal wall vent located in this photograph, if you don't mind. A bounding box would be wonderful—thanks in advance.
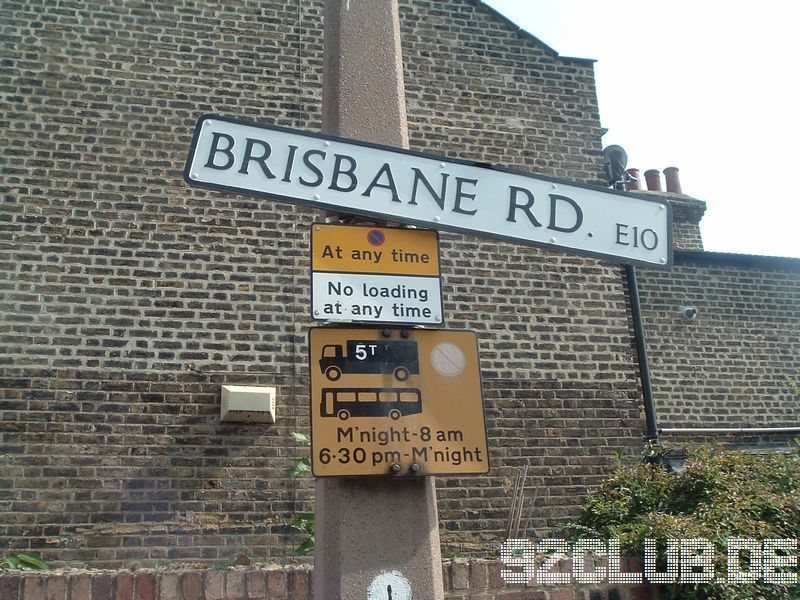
[220,385,276,423]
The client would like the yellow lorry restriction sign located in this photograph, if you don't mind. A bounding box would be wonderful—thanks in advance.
[309,327,489,477]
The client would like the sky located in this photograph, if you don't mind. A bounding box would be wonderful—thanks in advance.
[483,0,800,259]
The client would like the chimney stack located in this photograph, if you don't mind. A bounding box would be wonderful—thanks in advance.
[624,168,641,191]
[644,169,662,192]
[664,166,682,194]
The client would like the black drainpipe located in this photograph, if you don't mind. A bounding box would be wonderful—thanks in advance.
[625,265,659,442]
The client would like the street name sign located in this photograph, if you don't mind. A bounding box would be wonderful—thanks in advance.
[311,223,443,325]
[184,115,673,268]
[309,327,489,477]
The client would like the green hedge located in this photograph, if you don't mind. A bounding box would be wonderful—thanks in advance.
[565,442,800,600]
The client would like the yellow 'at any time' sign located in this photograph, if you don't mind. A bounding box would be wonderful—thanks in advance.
[309,327,489,477]
[311,223,443,325]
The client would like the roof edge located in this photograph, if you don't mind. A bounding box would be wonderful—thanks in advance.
[675,250,800,271]
[473,1,597,64]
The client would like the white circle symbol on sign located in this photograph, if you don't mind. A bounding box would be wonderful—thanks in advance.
[367,570,411,600]
[430,342,466,377]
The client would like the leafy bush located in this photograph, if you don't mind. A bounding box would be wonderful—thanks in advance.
[564,442,800,600]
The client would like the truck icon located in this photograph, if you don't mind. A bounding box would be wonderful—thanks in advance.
[319,340,420,382]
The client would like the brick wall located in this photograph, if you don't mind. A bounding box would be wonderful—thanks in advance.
[637,252,800,445]
[660,195,705,251]
[2,0,674,568]
[0,560,663,600]
[0,566,314,600]
[1,0,615,375]
[0,369,315,566]
[0,369,642,566]
[400,1,607,184]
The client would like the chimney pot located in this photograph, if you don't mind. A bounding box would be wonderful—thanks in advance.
[644,169,662,192]
[625,168,641,191]
[664,166,682,194]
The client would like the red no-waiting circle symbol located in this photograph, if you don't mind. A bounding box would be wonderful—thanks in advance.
[367,229,385,246]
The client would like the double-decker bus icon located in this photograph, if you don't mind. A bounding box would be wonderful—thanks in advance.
[321,388,422,421]
[319,340,420,382]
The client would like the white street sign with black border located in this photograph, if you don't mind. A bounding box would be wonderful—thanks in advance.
[184,115,673,268]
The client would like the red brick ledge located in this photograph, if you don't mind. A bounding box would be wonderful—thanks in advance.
[0,560,658,599]
[443,558,657,600]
